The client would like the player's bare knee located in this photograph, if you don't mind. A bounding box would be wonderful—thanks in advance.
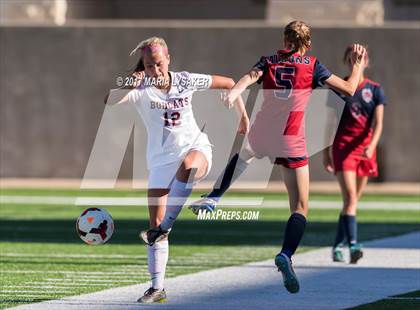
[182,156,195,169]
[343,191,357,205]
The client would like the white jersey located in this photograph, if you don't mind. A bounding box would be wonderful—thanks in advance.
[128,71,213,169]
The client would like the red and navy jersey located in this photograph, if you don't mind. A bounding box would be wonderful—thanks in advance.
[254,50,332,91]
[331,78,387,150]
[247,50,332,158]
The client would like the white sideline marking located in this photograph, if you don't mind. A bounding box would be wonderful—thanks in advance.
[60,275,154,279]
[9,284,112,288]
[0,196,262,206]
[1,253,147,259]
[2,286,85,289]
[1,270,146,275]
[44,279,140,283]
[0,296,60,299]
[1,195,419,209]
[29,282,118,286]
[0,295,55,298]
[0,196,76,205]
[386,297,420,300]
[58,276,144,279]
[75,197,264,206]
[0,290,67,294]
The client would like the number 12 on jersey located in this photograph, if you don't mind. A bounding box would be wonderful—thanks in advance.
[163,111,181,127]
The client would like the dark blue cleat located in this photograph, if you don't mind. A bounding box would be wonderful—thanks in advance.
[275,253,300,294]
[350,243,363,264]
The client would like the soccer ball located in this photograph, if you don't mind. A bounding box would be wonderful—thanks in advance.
[76,208,114,245]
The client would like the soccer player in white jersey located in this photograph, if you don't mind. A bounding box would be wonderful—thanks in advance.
[111,37,249,303]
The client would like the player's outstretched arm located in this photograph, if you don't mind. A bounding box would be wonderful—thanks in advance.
[324,44,367,97]
[225,69,263,107]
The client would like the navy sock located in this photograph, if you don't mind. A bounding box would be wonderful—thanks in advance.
[280,213,307,258]
[208,154,240,199]
[343,215,357,246]
[333,214,346,248]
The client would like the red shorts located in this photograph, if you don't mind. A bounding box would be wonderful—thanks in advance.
[333,149,378,177]
[274,156,309,169]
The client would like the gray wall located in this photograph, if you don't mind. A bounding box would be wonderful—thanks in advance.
[1,25,419,181]
[66,0,267,20]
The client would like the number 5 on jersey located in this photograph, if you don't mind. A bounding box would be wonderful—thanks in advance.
[274,65,303,135]
[274,66,295,100]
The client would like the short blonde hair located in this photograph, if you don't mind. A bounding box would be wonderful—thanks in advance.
[130,36,169,56]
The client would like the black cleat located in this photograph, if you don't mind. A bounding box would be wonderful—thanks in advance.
[350,243,363,264]
[140,225,170,246]
[137,287,167,303]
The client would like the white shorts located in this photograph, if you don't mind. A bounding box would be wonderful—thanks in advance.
[148,145,212,189]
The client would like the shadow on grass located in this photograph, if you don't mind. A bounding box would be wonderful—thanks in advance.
[0,219,418,247]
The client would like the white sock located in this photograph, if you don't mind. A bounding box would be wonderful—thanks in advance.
[160,179,193,231]
[147,240,169,290]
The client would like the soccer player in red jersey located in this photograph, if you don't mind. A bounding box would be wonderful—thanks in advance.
[323,46,386,264]
[190,21,367,293]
